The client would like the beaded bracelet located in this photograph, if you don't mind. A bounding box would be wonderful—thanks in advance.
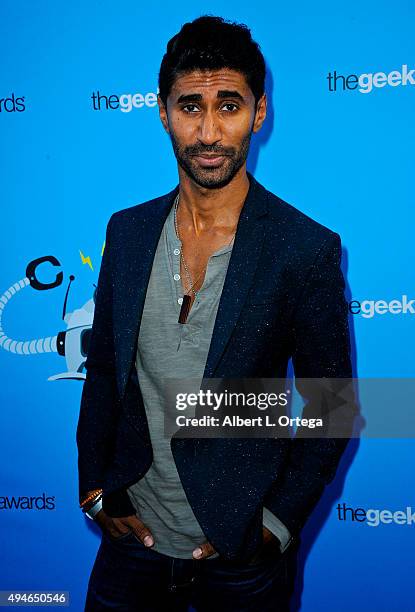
[79,488,103,508]
[82,492,103,514]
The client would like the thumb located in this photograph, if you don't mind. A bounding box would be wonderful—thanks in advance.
[125,514,155,547]
[193,541,216,560]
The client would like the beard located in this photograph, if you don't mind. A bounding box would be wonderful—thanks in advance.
[169,128,253,190]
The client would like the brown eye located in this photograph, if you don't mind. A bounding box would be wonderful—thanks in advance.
[182,104,199,113]
[221,103,239,112]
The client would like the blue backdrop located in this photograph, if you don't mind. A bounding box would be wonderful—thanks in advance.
[1,1,414,610]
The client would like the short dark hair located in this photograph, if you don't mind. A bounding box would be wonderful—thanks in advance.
[158,15,266,108]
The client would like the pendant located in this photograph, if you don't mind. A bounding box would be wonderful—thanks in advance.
[178,294,192,324]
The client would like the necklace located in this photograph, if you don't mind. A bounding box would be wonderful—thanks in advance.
[173,193,236,324]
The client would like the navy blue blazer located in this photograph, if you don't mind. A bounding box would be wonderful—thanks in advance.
[76,172,353,562]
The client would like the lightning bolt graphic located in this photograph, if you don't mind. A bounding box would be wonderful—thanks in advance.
[79,250,94,271]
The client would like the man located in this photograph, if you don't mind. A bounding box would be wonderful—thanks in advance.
[77,15,353,611]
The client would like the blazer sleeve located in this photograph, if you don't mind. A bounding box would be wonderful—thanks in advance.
[76,214,127,504]
[262,232,355,540]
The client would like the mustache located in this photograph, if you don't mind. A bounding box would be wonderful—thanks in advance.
[184,144,235,156]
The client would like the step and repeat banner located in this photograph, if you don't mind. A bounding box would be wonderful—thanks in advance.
[1,1,413,610]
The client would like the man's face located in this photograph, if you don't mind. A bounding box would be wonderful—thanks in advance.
[158,68,266,189]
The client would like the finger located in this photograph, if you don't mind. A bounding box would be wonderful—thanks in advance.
[192,541,216,560]
[108,517,134,537]
[123,515,154,547]
[96,510,125,530]
[262,526,274,543]
[262,526,281,547]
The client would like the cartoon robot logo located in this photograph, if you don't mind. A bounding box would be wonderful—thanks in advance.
[0,255,97,381]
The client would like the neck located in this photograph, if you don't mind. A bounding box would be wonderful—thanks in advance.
[176,165,250,237]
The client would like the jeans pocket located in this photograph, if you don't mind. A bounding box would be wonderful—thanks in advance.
[246,538,283,567]
[106,529,136,542]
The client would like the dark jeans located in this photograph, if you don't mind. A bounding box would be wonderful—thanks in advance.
[84,530,298,611]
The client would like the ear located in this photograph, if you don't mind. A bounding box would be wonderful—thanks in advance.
[158,95,170,134]
[252,93,267,133]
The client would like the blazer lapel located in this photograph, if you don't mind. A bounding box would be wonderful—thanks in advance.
[202,173,269,377]
[116,186,179,398]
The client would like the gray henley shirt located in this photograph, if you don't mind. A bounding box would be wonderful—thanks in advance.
[127,200,291,559]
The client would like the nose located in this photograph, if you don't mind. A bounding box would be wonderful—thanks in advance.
[198,108,221,145]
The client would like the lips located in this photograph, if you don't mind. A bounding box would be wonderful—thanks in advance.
[194,154,227,167]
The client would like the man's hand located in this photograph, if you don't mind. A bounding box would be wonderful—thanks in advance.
[192,526,279,560]
[95,509,155,547]
[262,525,280,546]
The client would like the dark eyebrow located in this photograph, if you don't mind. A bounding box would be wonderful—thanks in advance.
[217,90,244,101]
[177,93,203,104]
[176,90,245,104]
